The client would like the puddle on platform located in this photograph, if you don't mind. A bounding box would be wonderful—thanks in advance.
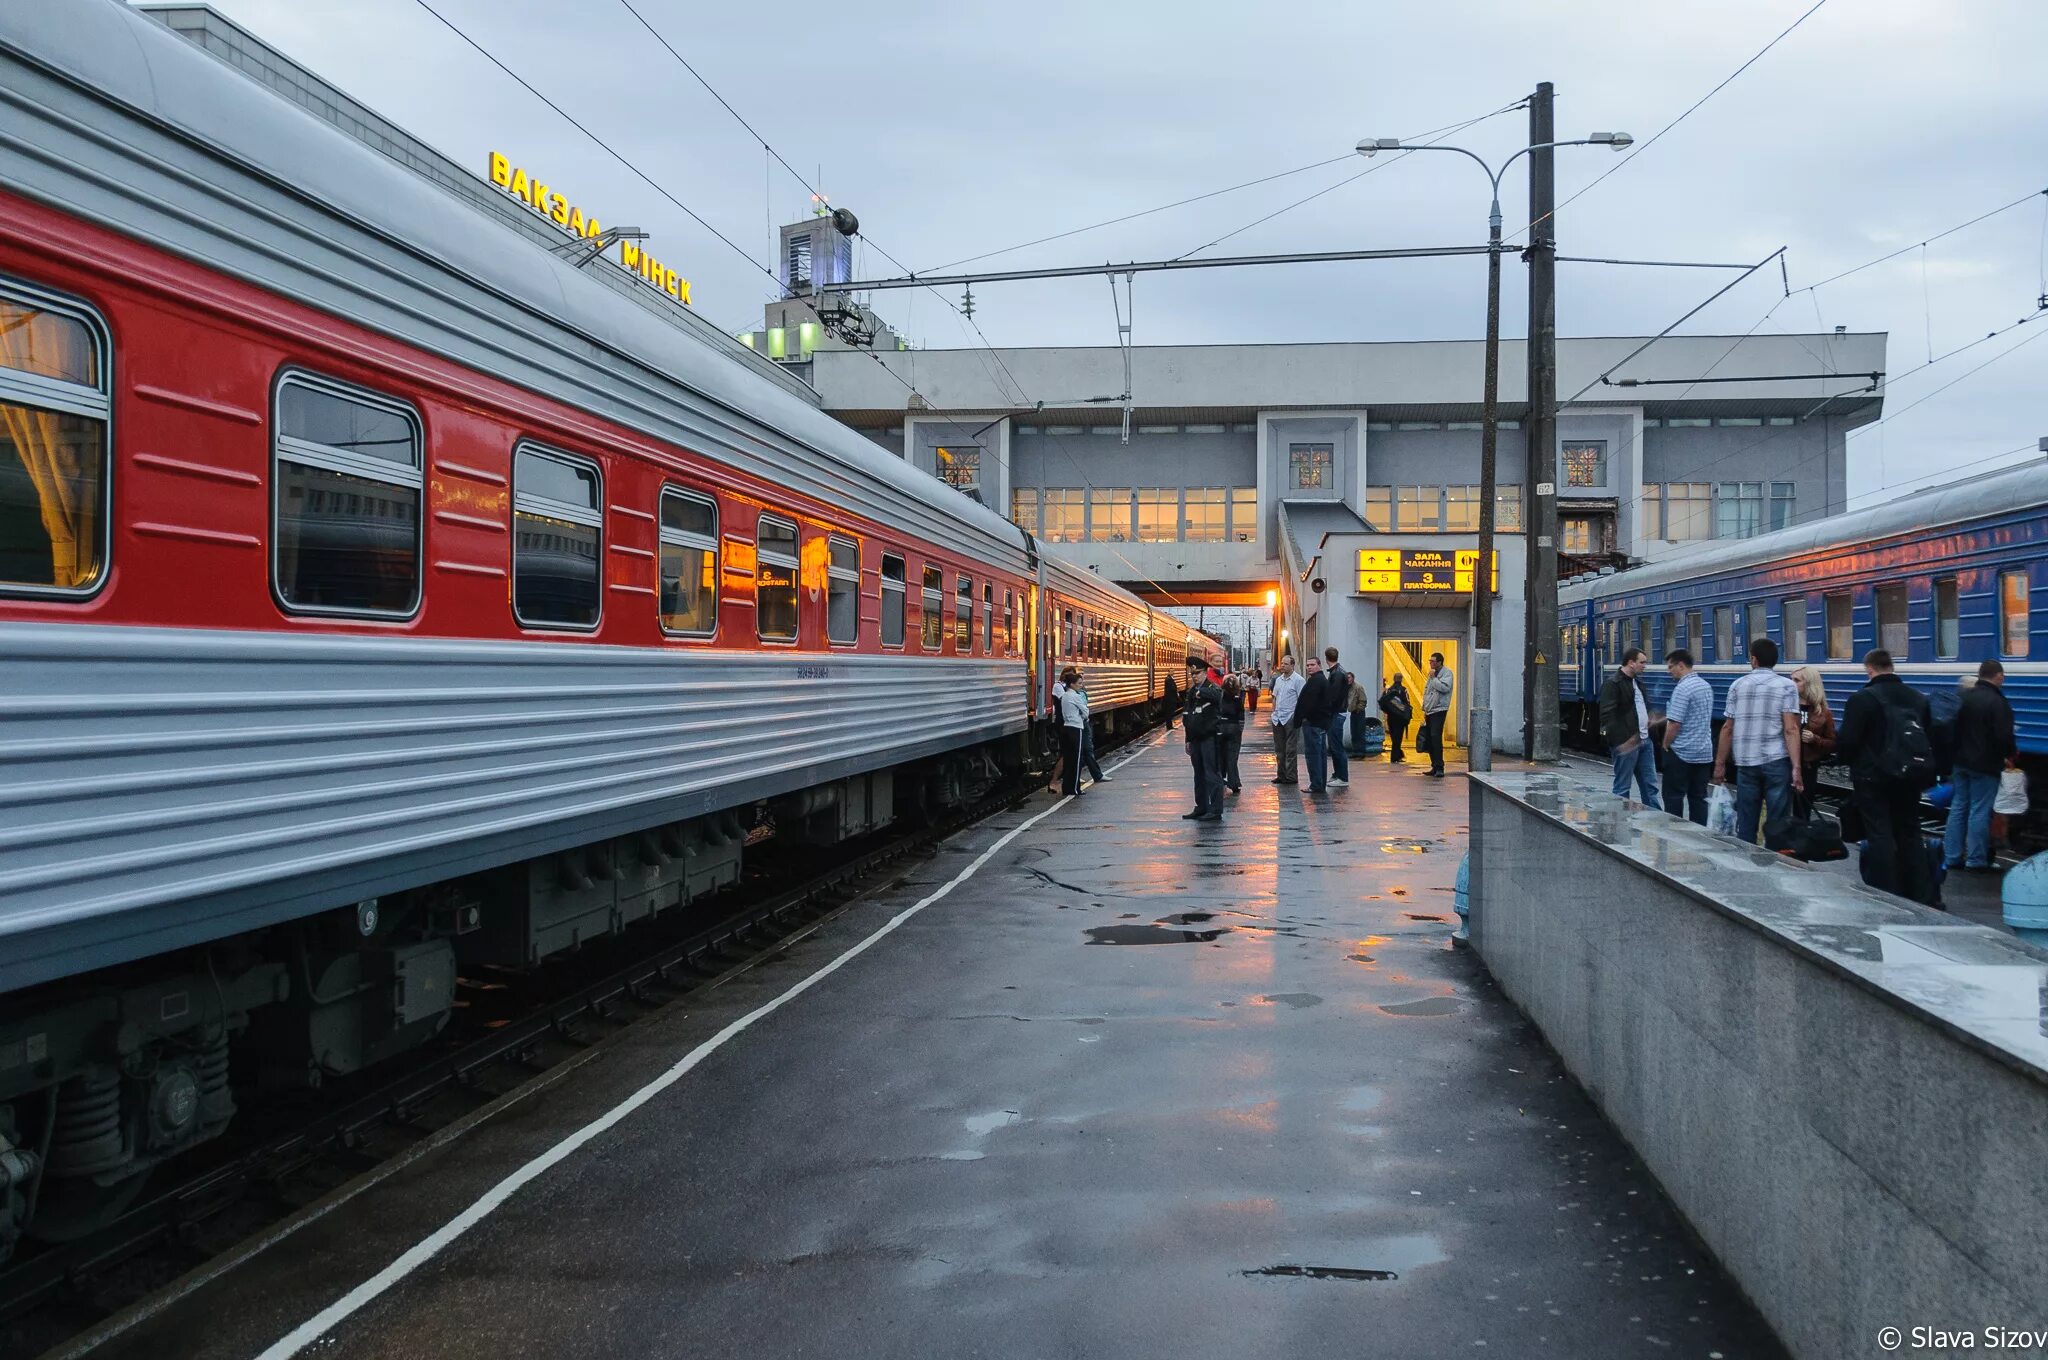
[937,1150,986,1161]
[1158,911,1218,925]
[1086,925,1230,945]
[1347,953,1376,963]
[1401,913,1447,922]
[963,1109,1021,1136]
[1260,992,1324,1009]
[1245,1264,1397,1282]
[1378,996,1466,1017]
[1380,838,1435,854]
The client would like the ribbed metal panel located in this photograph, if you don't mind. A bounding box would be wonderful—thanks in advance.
[0,623,1027,989]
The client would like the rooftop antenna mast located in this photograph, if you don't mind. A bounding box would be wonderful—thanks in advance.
[1109,271,1134,443]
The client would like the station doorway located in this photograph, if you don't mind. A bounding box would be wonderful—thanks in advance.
[1381,638,1459,749]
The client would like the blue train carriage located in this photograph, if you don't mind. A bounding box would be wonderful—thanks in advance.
[1558,460,2048,778]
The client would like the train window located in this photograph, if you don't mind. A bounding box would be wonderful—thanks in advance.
[1935,579,1960,659]
[921,566,944,650]
[1659,614,1676,657]
[1825,592,1853,660]
[1876,585,1909,657]
[1782,597,1808,662]
[511,445,601,629]
[2000,571,2029,658]
[754,515,798,642]
[826,535,859,645]
[273,372,422,617]
[657,488,718,636]
[1747,602,1770,647]
[0,282,110,595]
[984,582,995,652]
[956,575,973,652]
[880,553,906,647]
[1686,612,1702,657]
[1714,607,1734,663]
[1005,590,1017,654]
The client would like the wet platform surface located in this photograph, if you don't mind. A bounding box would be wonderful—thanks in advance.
[85,734,1788,1360]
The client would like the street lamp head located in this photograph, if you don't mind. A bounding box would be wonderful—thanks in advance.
[1588,131,1634,150]
[1354,137,1403,158]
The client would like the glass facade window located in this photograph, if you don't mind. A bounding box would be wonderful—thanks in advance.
[657,488,718,636]
[1495,487,1522,531]
[274,375,422,616]
[936,444,980,492]
[1363,486,1391,531]
[956,574,973,651]
[921,565,943,650]
[1770,481,1795,531]
[512,444,600,629]
[1825,592,1853,660]
[826,535,859,645]
[1659,483,1712,540]
[1444,485,1480,533]
[2001,570,2029,657]
[1560,517,1594,554]
[1782,597,1807,662]
[1041,489,1085,543]
[1715,482,1765,540]
[1135,488,1178,543]
[1089,487,1133,542]
[1009,487,1039,535]
[1288,442,1333,489]
[1395,486,1439,532]
[1230,488,1258,542]
[1935,578,1960,659]
[756,514,799,642]
[1876,584,1909,656]
[880,553,905,647]
[1563,441,1607,487]
[1183,488,1226,542]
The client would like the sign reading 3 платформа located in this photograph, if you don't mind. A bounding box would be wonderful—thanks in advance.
[1356,548,1497,594]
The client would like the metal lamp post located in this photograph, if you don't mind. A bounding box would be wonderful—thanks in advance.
[1353,129,1630,770]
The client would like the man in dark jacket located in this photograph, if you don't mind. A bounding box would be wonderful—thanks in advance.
[1598,647,1659,805]
[1944,660,2018,871]
[1377,675,1412,763]
[1181,657,1225,822]
[1835,649,1937,905]
[1294,656,1337,793]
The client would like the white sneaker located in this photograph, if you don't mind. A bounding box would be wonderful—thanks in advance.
[1329,778,1349,787]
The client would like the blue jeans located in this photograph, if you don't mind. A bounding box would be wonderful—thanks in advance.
[1661,752,1712,825]
[1734,759,1792,844]
[1326,716,1349,782]
[1944,768,1999,868]
[1610,742,1659,804]
[1302,721,1330,791]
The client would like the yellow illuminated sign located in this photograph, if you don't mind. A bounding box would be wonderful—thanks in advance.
[489,152,691,306]
[1357,548,1498,595]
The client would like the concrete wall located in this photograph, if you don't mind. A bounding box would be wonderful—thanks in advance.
[1468,773,2048,1360]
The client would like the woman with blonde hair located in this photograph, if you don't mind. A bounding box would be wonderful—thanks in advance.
[1791,665,1836,817]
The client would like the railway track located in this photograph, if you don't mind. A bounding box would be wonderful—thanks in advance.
[2,730,1152,1358]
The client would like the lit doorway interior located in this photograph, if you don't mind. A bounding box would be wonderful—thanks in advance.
[1380,638,1459,749]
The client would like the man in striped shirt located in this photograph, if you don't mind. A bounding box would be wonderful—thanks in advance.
[1712,636,1803,842]
[1659,649,1714,825]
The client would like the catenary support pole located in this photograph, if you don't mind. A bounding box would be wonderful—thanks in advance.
[1524,81,1562,762]
[1468,191,1503,772]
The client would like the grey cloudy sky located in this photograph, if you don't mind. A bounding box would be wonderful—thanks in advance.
[209,0,2047,501]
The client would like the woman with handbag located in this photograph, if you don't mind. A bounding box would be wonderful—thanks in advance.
[1791,666,1836,819]
[1217,674,1246,796]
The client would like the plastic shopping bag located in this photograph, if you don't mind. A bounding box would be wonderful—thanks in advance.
[1995,768,2030,816]
[1706,783,1737,837]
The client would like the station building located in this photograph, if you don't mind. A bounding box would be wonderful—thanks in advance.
[802,332,1886,750]
[139,4,1887,753]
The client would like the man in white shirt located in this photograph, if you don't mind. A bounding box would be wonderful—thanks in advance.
[1712,636,1802,842]
[1267,655,1306,786]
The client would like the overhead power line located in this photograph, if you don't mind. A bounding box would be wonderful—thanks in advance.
[1517,0,1829,240]
[1794,187,2048,294]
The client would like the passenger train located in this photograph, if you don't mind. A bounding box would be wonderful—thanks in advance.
[0,4,1220,1254]
[1561,461,2048,781]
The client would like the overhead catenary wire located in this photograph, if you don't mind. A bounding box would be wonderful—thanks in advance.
[1514,0,1829,241]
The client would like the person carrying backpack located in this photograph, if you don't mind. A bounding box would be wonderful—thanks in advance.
[1378,675,1413,763]
[1834,648,1938,905]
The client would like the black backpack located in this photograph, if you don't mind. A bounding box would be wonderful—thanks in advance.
[1877,693,1938,789]
[1381,687,1411,722]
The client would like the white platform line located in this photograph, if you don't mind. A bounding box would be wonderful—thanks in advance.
[257,787,1079,1358]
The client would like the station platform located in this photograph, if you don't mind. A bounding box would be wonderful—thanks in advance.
[76,732,1786,1360]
